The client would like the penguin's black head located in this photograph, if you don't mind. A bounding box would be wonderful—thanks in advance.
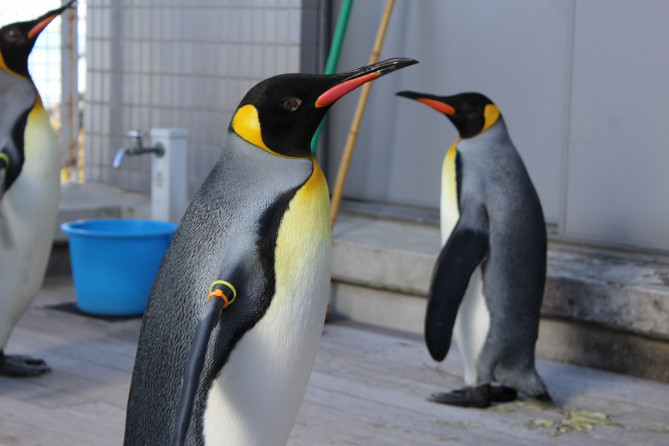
[396,91,500,139]
[230,58,418,158]
[0,1,75,78]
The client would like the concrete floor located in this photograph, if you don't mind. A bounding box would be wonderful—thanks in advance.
[0,276,668,445]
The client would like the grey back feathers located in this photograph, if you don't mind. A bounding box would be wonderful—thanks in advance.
[458,117,547,395]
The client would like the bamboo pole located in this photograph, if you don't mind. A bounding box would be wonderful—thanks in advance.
[330,0,396,228]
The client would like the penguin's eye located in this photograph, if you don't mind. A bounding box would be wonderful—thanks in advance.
[5,29,18,42]
[280,97,302,112]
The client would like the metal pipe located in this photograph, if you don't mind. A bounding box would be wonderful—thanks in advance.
[113,131,165,168]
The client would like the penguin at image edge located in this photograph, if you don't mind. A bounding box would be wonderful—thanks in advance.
[124,58,417,446]
[0,1,75,377]
[396,90,551,407]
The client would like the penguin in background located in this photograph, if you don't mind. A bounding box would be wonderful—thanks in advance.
[124,58,417,446]
[396,91,551,408]
[0,1,75,377]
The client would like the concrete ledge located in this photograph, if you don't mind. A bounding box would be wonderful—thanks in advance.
[545,248,669,340]
[538,317,669,382]
[332,216,436,296]
[331,214,669,382]
[330,282,426,334]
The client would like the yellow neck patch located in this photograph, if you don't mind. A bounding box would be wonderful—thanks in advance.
[231,103,308,159]
[440,138,461,237]
[481,104,500,133]
[231,104,271,152]
[443,138,460,207]
[33,92,44,111]
[302,156,329,197]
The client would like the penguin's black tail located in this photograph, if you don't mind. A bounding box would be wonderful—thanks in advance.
[172,281,237,446]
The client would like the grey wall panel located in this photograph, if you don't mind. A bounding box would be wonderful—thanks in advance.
[567,0,669,251]
[327,0,573,225]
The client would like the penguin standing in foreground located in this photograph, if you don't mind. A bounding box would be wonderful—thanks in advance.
[0,2,74,377]
[396,91,551,408]
[124,58,417,446]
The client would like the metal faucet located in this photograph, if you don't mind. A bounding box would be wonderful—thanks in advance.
[113,130,165,168]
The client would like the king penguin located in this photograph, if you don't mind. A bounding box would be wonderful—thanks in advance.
[396,91,551,408]
[0,1,74,377]
[124,57,417,446]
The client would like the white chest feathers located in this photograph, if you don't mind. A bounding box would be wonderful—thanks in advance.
[0,103,60,347]
[203,162,332,446]
[440,140,460,243]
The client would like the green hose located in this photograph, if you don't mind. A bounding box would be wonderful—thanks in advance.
[311,0,355,154]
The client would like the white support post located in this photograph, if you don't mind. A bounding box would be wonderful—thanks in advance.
[60,3,80,182]
[149,128,189,224]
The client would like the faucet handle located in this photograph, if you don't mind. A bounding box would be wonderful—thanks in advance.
[127,130,145,150]
[127,130,146,140]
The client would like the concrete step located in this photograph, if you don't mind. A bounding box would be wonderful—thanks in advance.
[49,184,669,382]
[331,214,669,383]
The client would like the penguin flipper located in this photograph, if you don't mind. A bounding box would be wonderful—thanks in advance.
[425,220,488,361]
[0,208,14,249]
[172,278,238,446]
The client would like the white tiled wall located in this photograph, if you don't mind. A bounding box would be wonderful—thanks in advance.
[84,0,319,197]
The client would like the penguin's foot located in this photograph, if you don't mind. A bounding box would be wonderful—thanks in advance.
[428,384,492,408]
[0,352,51,377]
[490,385,518,403]
[532,391,553,403]
[428,384,519,408]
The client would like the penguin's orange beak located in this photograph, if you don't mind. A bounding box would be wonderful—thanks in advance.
[315,72,379,108]
[396,91,456,115]
[316,58,418,108]
[27,1,75,40]
[416,98,455,115]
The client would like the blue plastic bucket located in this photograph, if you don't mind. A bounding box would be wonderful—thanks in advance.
[61,219,177,316]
